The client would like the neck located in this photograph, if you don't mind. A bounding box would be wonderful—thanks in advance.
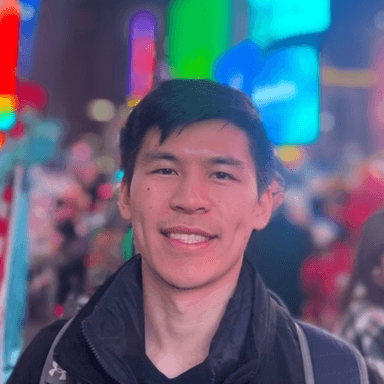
[142,260,241,378]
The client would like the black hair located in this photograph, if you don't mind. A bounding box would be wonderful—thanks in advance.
[119,79,276,195]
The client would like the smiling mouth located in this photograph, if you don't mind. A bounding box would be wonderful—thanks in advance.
[167,233,210,244]
[161,230,216,244]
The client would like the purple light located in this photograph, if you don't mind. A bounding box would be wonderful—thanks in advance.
[127,11,157,100]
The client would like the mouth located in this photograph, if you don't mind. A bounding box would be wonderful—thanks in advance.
[160,227,217,244]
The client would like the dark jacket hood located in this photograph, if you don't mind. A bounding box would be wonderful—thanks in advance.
[53,255,305,384]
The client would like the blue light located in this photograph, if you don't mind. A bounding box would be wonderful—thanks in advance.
[252,46,319,144]
[248,0,331,48]
[115,170,124,183]
[18,0,42,78]
[214,43,320,145]
[214,40,263,95]
[0,112,17,131]
[252,81,297,107]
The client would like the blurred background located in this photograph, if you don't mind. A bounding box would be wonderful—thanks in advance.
[1,0,384,381]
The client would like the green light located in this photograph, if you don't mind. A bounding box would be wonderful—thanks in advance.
[249,0,331,48]
[122,228,134,261]
[0,111,16,131]
[166,0,231,79]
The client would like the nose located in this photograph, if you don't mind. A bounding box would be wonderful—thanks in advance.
[170,171,211,214]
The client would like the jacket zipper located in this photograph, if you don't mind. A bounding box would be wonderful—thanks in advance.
[210,368,216,384]
[81,321,138,384]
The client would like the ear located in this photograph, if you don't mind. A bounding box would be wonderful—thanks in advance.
[270,178,285,213]
[118,181,132,222]
[253,187,273,231]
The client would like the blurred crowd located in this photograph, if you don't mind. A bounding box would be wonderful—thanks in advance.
[26,135,129,325]
[23,135,384,379]
[248,150,384,380]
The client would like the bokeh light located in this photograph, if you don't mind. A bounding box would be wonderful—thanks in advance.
[9,121,26,140]
[96,156,116,174]
[215,43,319,144]
[71,140,92,162]
[86,99,116,122]
[0,0,20,94]
[96,183,115,200]
[114,170,124,183]
[20,3,35,22]
[0,0,20,134]
[18,0,43,78]
[0,132,7,148]
[17,80,48,111]
[278,145,306,170]
[127,11,156,101]
[0,109,17,131]
[249,0,331,48]
[127,99,140,108]
[167,0,230,79]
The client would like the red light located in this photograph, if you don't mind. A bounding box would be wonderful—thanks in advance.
[0,132,6,148]
[0,217,8,236]
[16,80,49,111]
[133,36,156,74]
[53,304,64,318]
[128,11,156,99]
[0,1,20,95]
[9,121,25,139]
[96,183,115,200]
[3,186,13,203]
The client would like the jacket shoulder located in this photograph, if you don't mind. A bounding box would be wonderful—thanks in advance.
[297,321,369,384]
[6,319,68,384]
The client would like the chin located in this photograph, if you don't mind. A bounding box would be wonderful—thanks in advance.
[159,271,216,291]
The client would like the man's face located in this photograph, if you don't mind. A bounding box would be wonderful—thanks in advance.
[119,119,272,289]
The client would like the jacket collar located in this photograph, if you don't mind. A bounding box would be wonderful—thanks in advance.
[54,255,279,384]
[53,257,142,384]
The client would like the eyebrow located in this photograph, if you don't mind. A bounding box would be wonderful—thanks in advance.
[144,152,244,167]
[144,152,179,163]
[209,156,244,167]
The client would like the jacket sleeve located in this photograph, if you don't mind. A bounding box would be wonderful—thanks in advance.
[6,319,68,384]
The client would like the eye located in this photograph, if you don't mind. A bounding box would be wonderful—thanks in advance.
[211,171,236,180]
[152,168,177,175]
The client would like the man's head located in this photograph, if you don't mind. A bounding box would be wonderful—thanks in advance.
[120,79,276,196]
[118,79,276,290]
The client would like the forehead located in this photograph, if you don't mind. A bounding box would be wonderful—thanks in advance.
[137,119,255,165]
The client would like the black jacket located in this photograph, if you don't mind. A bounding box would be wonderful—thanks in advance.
[7,255,306,384]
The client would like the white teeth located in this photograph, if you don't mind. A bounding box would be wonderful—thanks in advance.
[168,233,210,243]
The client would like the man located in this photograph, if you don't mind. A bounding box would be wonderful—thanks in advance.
[7,79,366,383]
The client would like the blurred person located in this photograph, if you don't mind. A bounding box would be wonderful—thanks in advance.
[335,210,384,383]
[67,146,108,210]
[301,159,384,333]
[55,216,88,305]
[329,161,384,243]
[52,183,92,315]
[301,219,353,330]
[247,172,314,317]
[300,176,356,330]
[8,80,368,384]
[85,202,129,297]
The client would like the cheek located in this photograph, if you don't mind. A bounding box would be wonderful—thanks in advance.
[221,199,258,235]
[131,182,168,219]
